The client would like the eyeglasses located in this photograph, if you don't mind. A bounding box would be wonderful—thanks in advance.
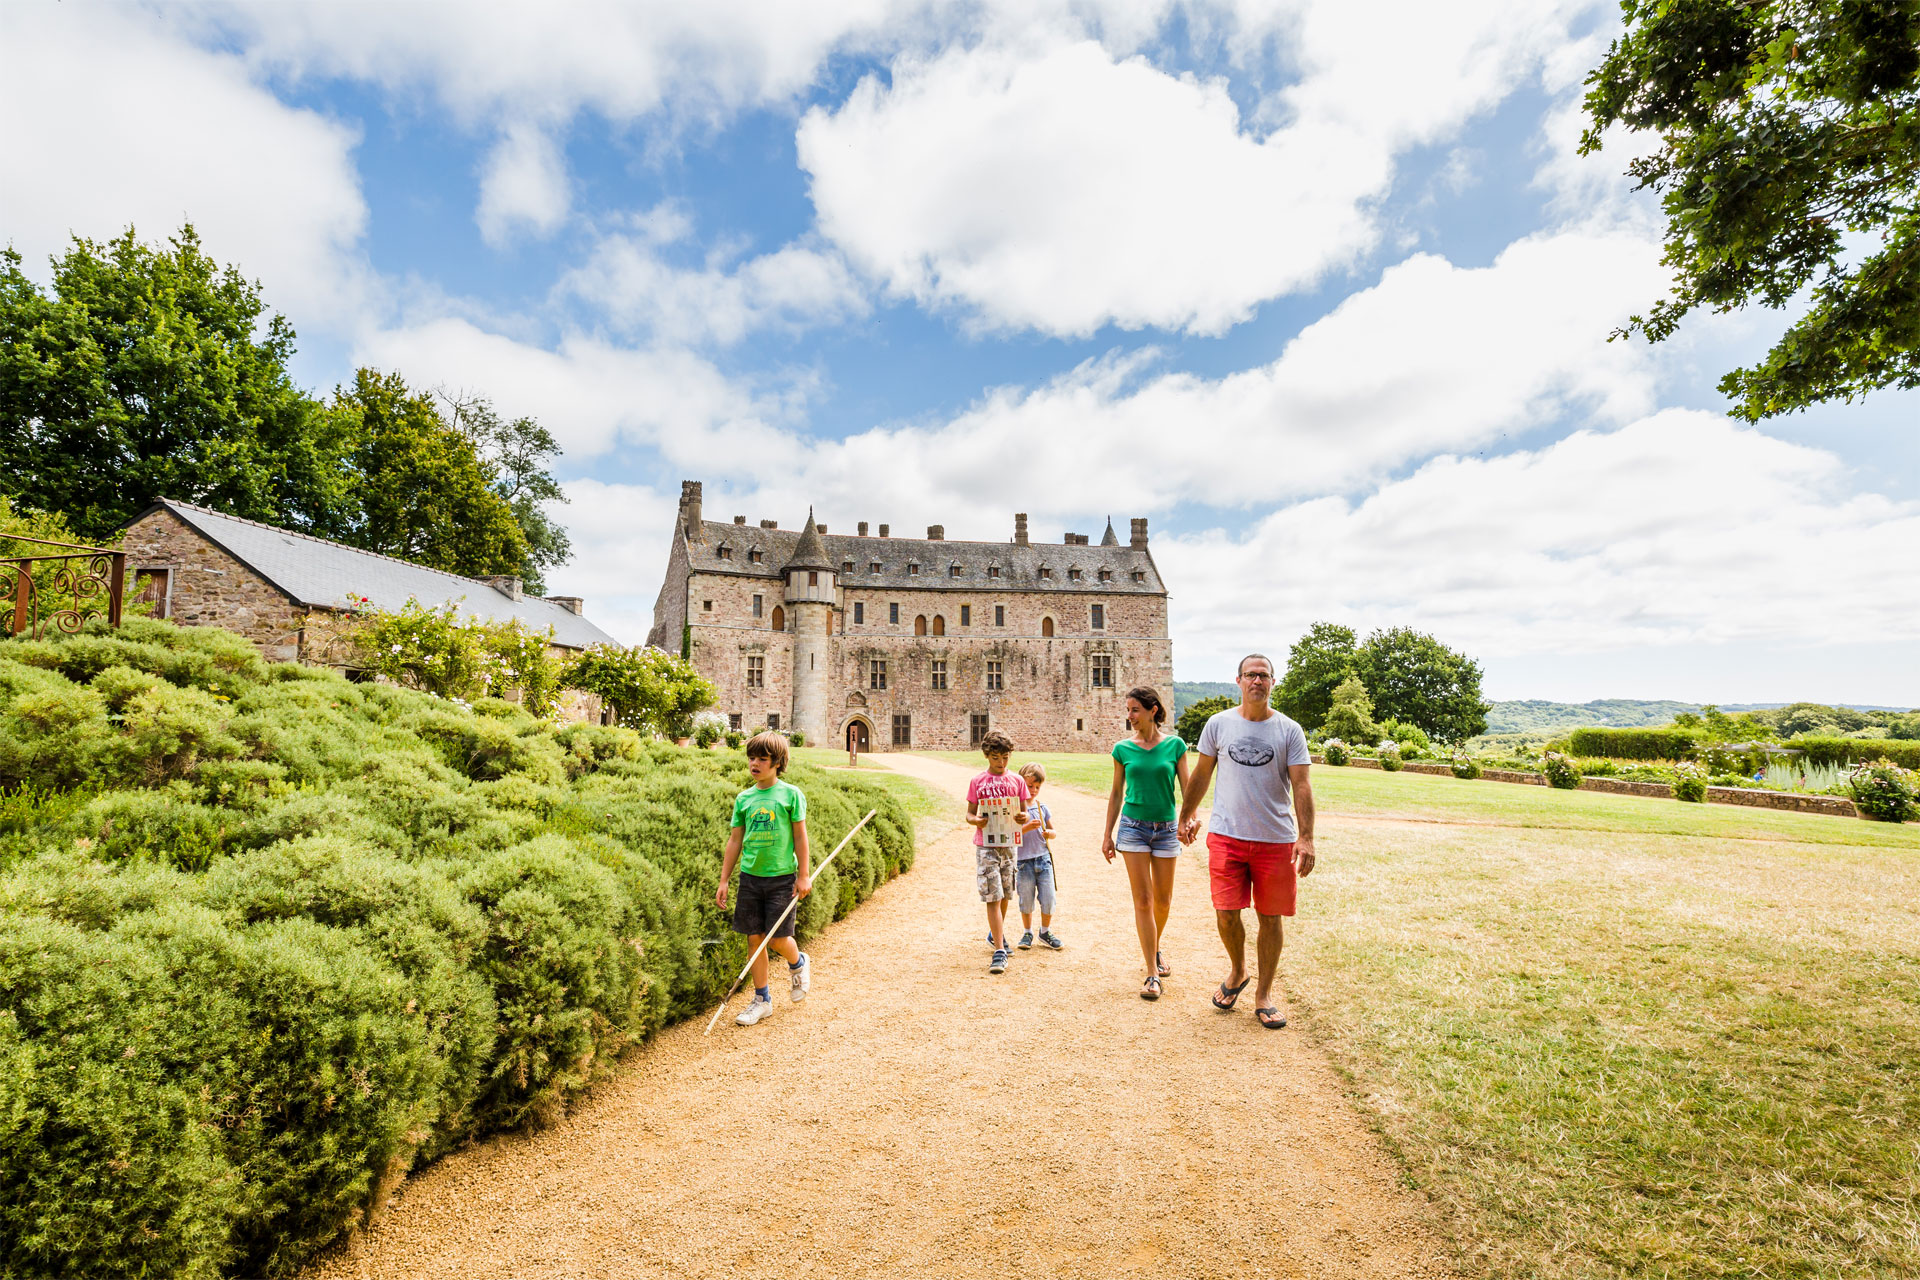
[1239,672,1273,681]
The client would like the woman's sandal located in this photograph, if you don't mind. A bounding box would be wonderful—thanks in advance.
[1255,1006,1287,1030]
[1212,978,1251,1011]
[1141,975,1162,1001]
[1156,950,1171,977]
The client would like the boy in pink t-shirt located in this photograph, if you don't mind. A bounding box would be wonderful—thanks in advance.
[967,729,1040,974]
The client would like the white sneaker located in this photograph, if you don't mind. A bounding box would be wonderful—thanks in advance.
[789,953,811,1001]
[735,996,775,1026]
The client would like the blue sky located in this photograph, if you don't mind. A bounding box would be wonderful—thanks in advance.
[5,1,1917,703]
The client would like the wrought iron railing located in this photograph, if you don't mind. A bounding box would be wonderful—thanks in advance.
[0,534,126,639]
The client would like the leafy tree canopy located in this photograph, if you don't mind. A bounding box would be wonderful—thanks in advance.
[438,391,572,594]
[1582,0,1920,420]
[1273,622,1358,730]
[1175,694,1235,746]
[1354,626,1489,744]
[561,645,717,739]
[1320,676,1380,745]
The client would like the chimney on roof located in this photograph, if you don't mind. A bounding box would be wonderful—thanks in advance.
[1131,517,1148,548]
[927,525,944,540]
[483,575,523,601]
[546,596,585,615]
[678,480,704,542]
[734,515,746,524]
[1064,532,1083,545]
[760,519,777,529]
[858,521,869,536]
[1014,513,1029,545]
[878,523,889,537]
[817,524,827,533]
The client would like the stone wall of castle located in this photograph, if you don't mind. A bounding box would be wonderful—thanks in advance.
[122,508,306,661]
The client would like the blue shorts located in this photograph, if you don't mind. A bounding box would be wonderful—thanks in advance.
[1116,815,1180,857]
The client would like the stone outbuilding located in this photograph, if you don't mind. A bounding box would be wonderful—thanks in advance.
[647,481,1175,752]
[122,499,618,717]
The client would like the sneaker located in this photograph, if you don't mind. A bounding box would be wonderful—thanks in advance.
[735,996,775,1026]
[789,953,811,1002]
[989,949,1008,974]
[1038,929,1065,950]
[1018,930,1034,950]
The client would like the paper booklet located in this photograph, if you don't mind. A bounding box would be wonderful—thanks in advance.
[978,794,1022,849]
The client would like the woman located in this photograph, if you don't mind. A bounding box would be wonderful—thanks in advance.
[1102,686,1191,1000]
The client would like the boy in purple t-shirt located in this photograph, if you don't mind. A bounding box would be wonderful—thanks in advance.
[966,729,1040,974]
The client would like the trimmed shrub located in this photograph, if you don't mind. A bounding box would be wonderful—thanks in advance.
[724,730,745,749]
[788,730,806,748]
[1449,752,1482,780]
[1565,727,1702,761]
[1322,738,1351,766]
[1541,752,1580,789]
[1793,736,1920,771]
[1848,760,1917,822]
[1377,741,1404,771]
[1672,762,1708,803]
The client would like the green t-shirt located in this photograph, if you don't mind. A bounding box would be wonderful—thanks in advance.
[1113,735,1186,822]
[731,780,807,877]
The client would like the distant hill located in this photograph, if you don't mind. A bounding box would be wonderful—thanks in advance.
[1485,699,1913,734]
[1173,682,1238,717]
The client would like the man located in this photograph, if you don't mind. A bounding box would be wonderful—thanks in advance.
[1178,654,1315,1030]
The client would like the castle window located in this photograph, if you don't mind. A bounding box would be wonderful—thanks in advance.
[1091,604,1105,630]
[1041,616,1054,638]
[986,660,1004,692]
[843,561,854,573]
[1039,566,1052,580]
[1132,570,1145,583]
[749,548,763,563]
[1090,654,1114,688]
[854,602,865,624]
[771,605,785,630]
[915,615,928,636]
[949,563,962,578]
[1076,718,1084,731]
[1098,568,1112,582]
[892,714,912,746]
[768,713,780,730]
[717,545,732,560]
[809,571,819,586]
[988,565,1000,579]
[932,615,946,636]
[931,660,947,690]
[889,603,900,624]
[1068,567,1083,581]
[752,594,763,618]
[960,605,971,627]
[869,659,887,691]
[908,562,919,576]
[703,600,713,611]
[970,713,989,746]
[746,655,765,689]
[869,562,882,574]
[730,714,742,730]
[994,605,1005,627]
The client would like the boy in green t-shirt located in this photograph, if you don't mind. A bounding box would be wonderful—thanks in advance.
[715,732,812,1026]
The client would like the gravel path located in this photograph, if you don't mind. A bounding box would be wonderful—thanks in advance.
[310,753,1458,1280]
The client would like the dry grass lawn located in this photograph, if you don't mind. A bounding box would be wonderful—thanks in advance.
[937,750,1920,1279]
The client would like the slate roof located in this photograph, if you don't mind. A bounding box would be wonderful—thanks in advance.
[688,518,1166,595]
[140,499,619,650]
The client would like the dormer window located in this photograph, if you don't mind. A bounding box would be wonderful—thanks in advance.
[1132,570,1145,583]
[748,548,764,563]
[717,545,733,560]
[949,563,962,578]
[1068,567,1083,581]
[869,561,882,574]
[1038,566,1052,580]
[908,562,920,576]
[843,561,855,574]
[1098,568,1112,582]
[987,565,1001,579]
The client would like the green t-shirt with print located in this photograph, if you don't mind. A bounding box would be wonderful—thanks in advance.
[731,780,807,876]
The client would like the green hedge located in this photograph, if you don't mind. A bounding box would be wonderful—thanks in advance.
[1564,727,1702,761]
[1790,736,1920,770]
[0,619,914,1278]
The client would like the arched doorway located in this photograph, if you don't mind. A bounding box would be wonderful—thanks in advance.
[914,615,928,636]
[931,615,946,636]
[1041,616,1054,637]
[771,605,785,631]
[846,719,871,753]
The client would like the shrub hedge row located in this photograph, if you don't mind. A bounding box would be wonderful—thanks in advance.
[1564,727,1703,760]
[0,619,913,1279]
[1790,736,1920,771]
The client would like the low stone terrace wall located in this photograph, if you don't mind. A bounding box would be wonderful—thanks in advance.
[1309,755,1861,819]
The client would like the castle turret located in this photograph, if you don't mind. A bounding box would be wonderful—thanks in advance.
[783,509,837,743]
[1100,517,1119,546]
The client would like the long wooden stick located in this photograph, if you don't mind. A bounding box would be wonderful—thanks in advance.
[704,808,877,1034]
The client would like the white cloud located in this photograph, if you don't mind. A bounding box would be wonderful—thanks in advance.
[799,5,1597,336]
[558,214,867,344]
[476,123,571,247]
[0,4,370,327]
[537,479,681,645]
[1156,411,1920,677]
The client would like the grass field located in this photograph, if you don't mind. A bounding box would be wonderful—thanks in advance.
[924,749,1920,1278]
[791,746,967,836]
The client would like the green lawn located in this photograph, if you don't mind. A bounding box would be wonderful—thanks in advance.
[916,749,1920,1278]
[792,746,966,837]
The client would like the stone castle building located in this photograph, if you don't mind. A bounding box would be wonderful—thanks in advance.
[646,481,1173,752]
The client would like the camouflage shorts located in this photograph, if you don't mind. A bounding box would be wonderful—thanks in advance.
[975,848,1017,902]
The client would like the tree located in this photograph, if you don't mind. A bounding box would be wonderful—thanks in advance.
[1581,2,1920,420]
[560,645,716,739]
[1272,622,1358,731]
[1354,627,1489,744]
[1320,676,1379,745]
[333,370,530,580]
[0,227,354,541]
[438,391,572,594]
[1175,695,1235,746]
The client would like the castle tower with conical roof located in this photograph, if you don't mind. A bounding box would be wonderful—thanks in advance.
[784,508,837,743]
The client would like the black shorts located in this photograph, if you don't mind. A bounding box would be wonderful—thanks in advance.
[732,872,797,939]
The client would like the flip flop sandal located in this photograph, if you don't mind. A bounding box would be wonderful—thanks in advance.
[1212,978,1251,1011]
[1156,950,1171,977]
[1255,1006,1287,1030]
[1140,975,1162,1001]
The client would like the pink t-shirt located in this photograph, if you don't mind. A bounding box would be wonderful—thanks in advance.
[967,770,1032,849]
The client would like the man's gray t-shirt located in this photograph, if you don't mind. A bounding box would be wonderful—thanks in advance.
[1196,708,1312,843]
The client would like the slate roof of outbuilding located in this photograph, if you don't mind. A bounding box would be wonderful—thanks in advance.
[139,499,620,649]
[687,518,1166,595]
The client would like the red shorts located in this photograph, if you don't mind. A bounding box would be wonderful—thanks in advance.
[1207,833,1297,917]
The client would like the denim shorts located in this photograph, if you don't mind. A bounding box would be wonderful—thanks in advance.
[1016,856,1056,914]
[1116,815,1180,857]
